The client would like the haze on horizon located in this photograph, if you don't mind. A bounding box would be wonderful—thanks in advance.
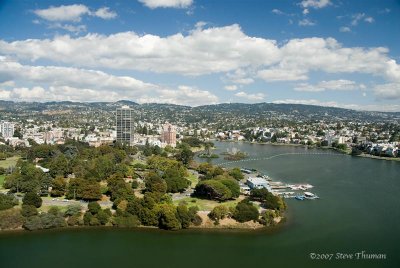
[0,0,399,112]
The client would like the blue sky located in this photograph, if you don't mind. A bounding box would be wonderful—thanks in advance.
[0,0,399,111]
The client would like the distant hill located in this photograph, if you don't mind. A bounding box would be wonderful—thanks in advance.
[0,100,399,124]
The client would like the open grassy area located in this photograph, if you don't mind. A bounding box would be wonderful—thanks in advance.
[131,158,146,165]
[173,197,243,211]
[0,156,20,169]
[186,172,199,188]
[0,175,5,189]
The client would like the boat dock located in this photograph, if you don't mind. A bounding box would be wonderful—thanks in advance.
[241,168,319,200]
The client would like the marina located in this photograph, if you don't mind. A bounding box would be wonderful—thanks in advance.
[241,168,319,200]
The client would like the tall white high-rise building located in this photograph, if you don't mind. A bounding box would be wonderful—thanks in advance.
[0,122,15,139]
[116,106,134,145]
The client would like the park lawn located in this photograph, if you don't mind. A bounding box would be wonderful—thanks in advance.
[173,197,243,211]
[186,172,199,188]
[0,156,20,169]
[0,175,5,189]
[131,159,146,165]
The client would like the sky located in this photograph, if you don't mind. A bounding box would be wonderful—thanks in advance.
[0,0,399,111]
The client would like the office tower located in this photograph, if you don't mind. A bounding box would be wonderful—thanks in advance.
[116,106,134,145]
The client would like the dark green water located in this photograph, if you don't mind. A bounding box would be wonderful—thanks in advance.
[1,142,399,268]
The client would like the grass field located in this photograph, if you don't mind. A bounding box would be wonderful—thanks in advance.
[173,196,243,211]
[0,175,5,189]
[186,172,199,188]
[0,156,20,169]
[131,159,146,165]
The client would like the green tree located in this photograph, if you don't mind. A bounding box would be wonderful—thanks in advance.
[0,209,24,229]
[23,215,43,230]
[145,172,167,195]
[208,205,229,224]
[176,204,191,229]
[88,201,101,214]
[163,167,190,193]
[64,204,82,217]
[228,168,244,181]
[22,192,43,208]
[51,177,67,197]
[233,199,259,223]
[175,145,194,166]
[194,180,233,201]
[157,204,181,230]
[0,193,19,210]
[21,205,38,217]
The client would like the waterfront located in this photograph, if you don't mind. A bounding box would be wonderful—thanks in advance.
[1,141,399,268]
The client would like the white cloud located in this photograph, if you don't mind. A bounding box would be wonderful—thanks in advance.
[224,85,238,91]
[33,4,117,22]
[272,9,284,15]
[0,25,399,84]
[235,91,265,101]
[257,69,308,82]
[0,57,217,105]
[303,8,309,15]
[373,83,400,100]
[33,4,90,22]
[294,80,361,92]
[138,0,193,9]
[339,26,351,32]
[300,0,331,9]
[93,7,117,19]
[351,13,365,26]
[299,18,316,26]
[364,17,374,23]
[48,23,87,34]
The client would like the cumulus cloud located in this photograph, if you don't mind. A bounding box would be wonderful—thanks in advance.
[224,85,238,91]
[48,23,87,34]
[373,83,400,100]
[0,24,399,85]
[257,68,308,82]
[294,80,363,92]
[93,7,117,19]
[33,4,90,22]
[235,91,265,101]
[364,17,374,23]
[272,9,284,15]
[0,57,217,105]
[138,0,193,9]
[33,4,117,22]
[339,26,351,32]
[298,18,316,26]
[300,0,331,9]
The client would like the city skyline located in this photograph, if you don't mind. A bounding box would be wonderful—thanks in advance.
[0,0,399,111]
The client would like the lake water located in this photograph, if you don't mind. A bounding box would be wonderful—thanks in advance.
[1,142,399,268]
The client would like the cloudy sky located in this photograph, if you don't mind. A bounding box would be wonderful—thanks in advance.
[0,0,399,111]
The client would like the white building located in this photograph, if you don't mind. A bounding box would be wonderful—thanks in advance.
[246,177,272,191]
[0,121,15,139]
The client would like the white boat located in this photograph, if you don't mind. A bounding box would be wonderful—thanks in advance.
[304,192,319,199]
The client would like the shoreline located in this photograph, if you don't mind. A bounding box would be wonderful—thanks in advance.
[217,139,400,162]
[0,218,285,235]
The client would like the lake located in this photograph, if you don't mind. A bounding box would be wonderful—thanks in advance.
[0,141,399,268]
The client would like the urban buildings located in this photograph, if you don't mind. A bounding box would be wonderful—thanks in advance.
[116,106,134,146]
[161,123,177,147]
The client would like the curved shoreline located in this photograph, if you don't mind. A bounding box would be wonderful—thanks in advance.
[216,139,400,162]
